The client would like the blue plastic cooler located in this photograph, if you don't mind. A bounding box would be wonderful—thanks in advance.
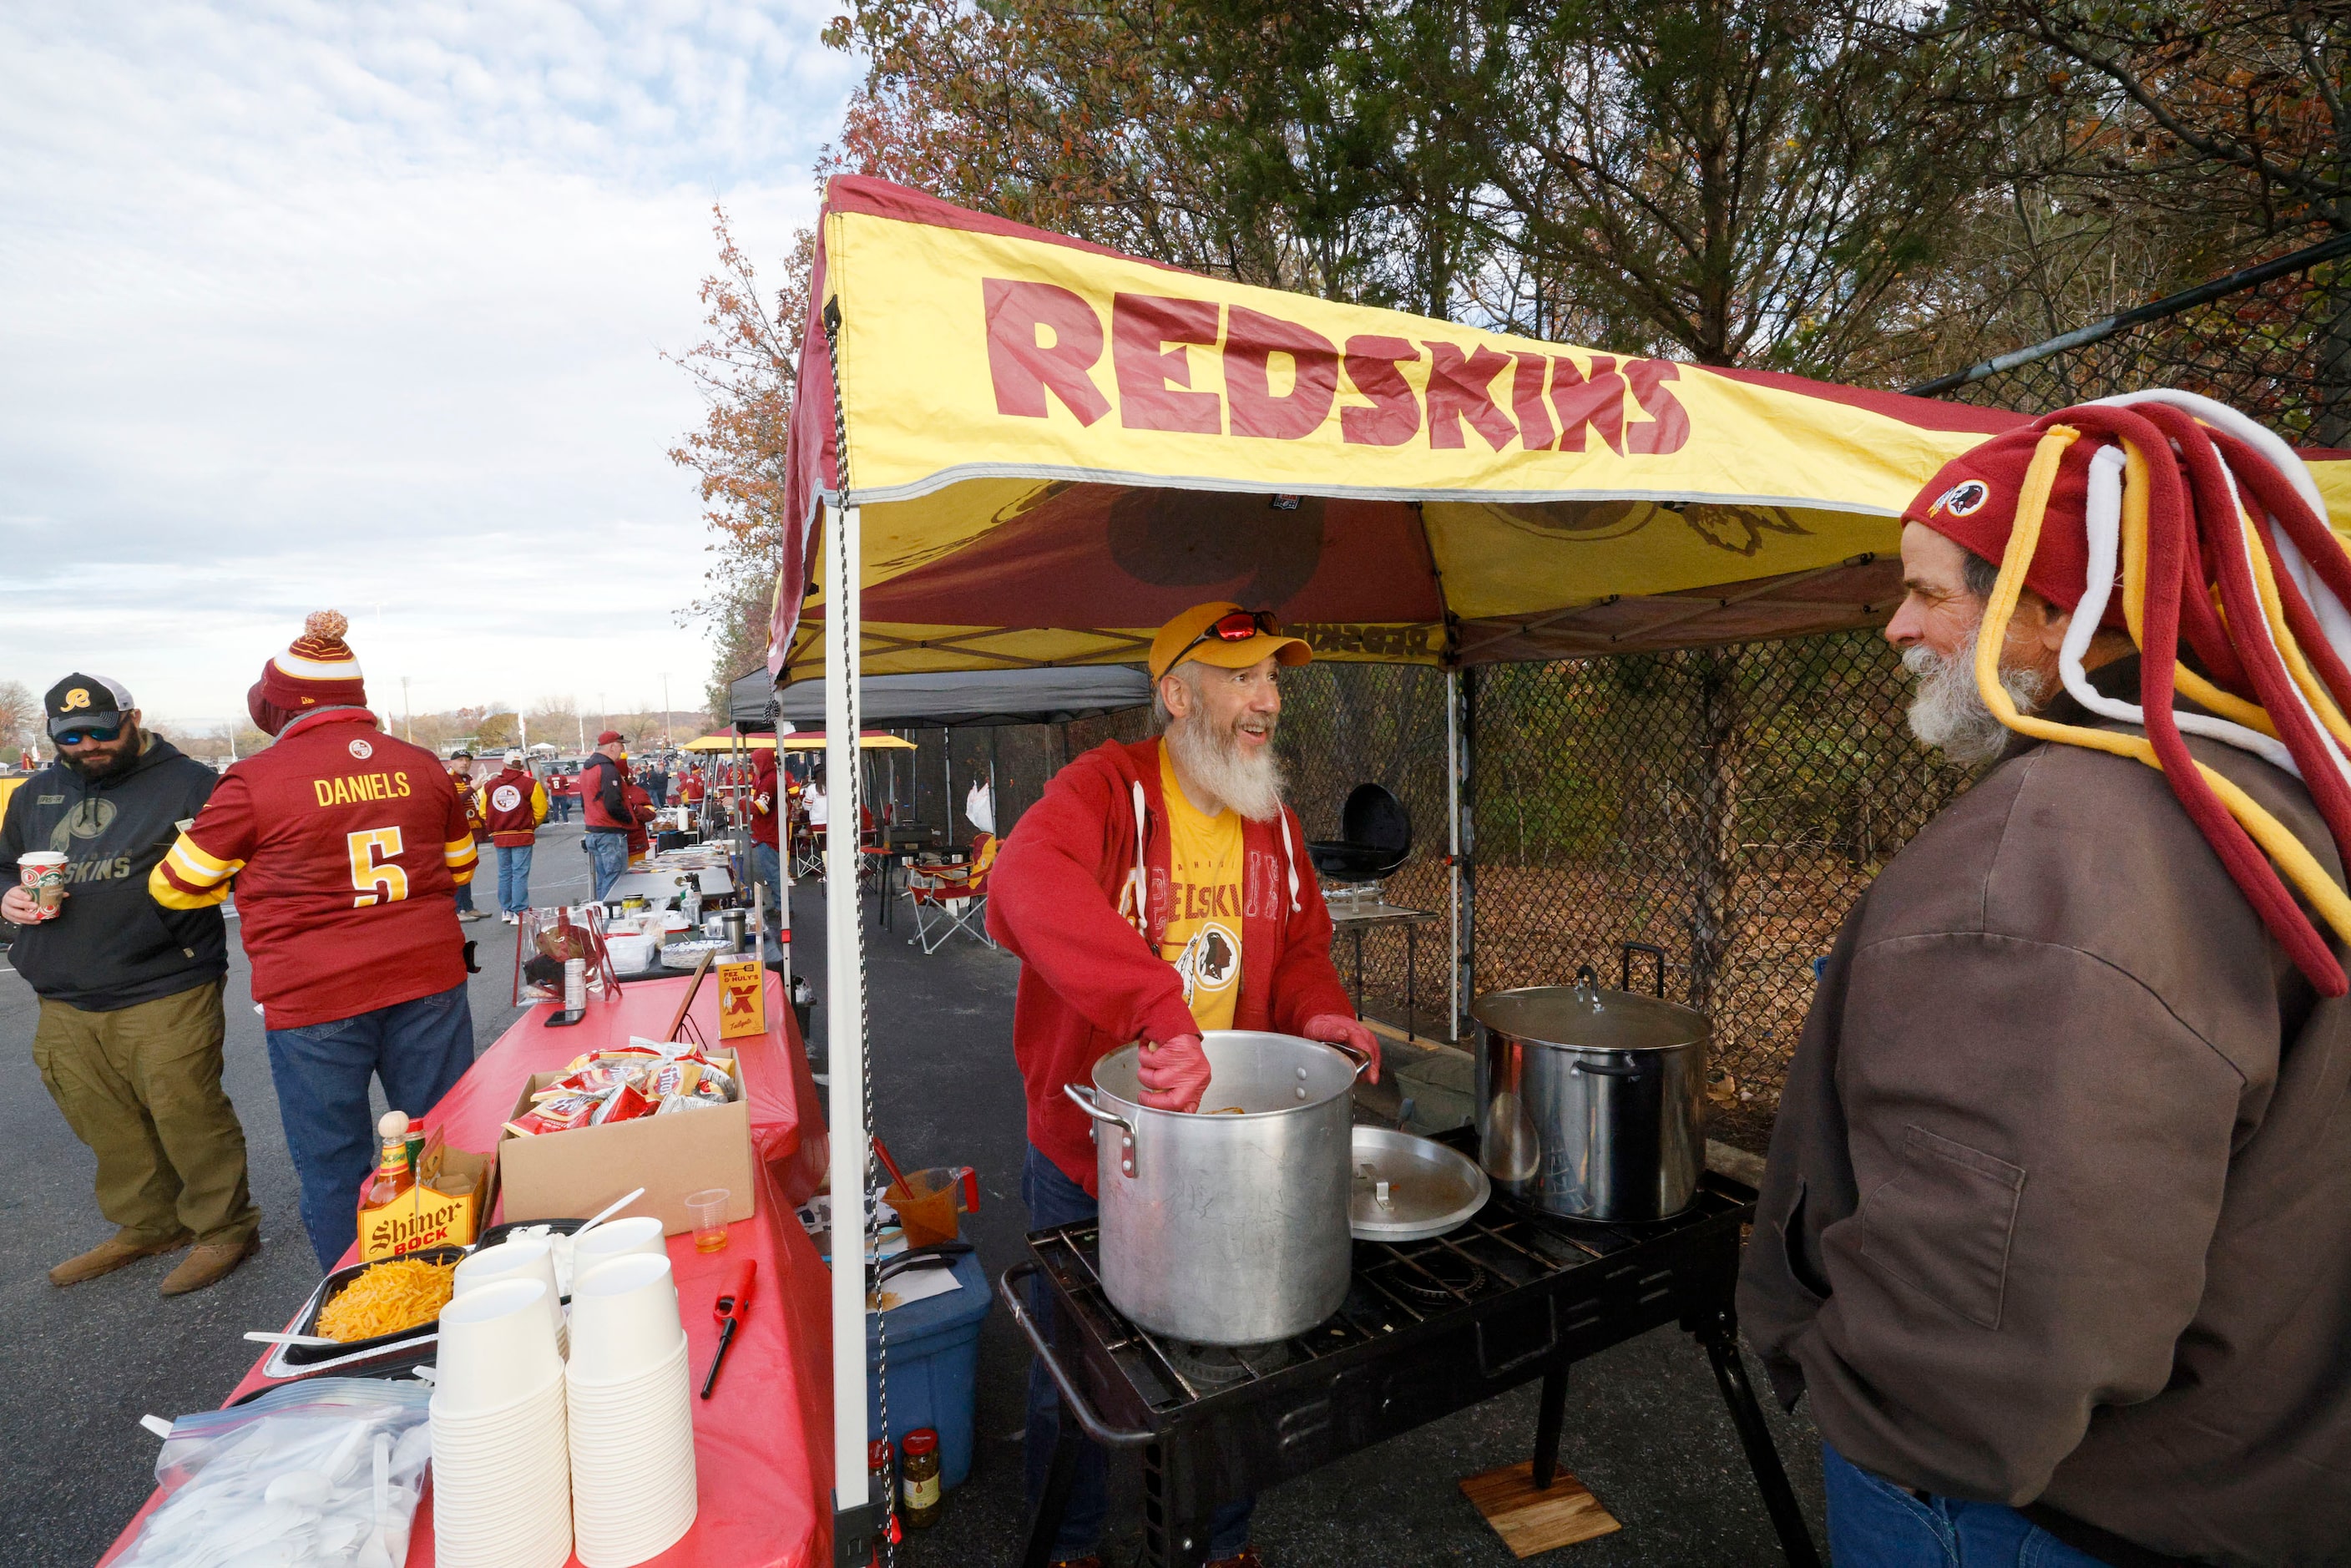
[864,1249,992,1490]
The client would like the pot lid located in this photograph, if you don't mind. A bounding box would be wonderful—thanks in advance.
[1470,981,1709,1051]
[1349,1127,1490,1242]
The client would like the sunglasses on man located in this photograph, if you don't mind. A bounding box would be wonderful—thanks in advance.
[55,723,124,746]
[1166,609,1282,674]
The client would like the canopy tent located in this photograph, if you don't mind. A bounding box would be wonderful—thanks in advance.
[727,665,785,731]
[776,175,2351,1558]
[775,666,1150,729]
[679,733,779,753]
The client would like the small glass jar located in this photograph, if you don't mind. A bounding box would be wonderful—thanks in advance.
[899,1428,943,1528]
[867,1438,894,1518]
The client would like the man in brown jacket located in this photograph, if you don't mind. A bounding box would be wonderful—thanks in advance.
[1740,401,2351,1568]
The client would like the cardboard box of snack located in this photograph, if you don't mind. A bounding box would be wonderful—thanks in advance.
[496,1050,755,1236]
[356,1129,495,1260]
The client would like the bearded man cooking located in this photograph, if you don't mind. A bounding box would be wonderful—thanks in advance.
[1740,397,2351,1567]
[988,601,1379,1568]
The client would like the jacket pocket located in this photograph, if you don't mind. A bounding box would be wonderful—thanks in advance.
[1858,1125,2025,1331]
[1777,1176,1831,1304]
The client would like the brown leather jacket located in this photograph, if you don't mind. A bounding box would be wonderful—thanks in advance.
[1739,662,2351,1566]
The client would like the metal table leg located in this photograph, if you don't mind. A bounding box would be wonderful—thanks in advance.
[1531,1354,1570,1490]
[1404,923,1418,1043]
[1351,927,1365,1014]
[1696,1311,1820,1568]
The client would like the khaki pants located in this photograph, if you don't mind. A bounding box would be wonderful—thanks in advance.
[31,980,259,1247]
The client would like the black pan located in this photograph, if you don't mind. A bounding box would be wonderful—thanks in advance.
[281,1245,468,1366]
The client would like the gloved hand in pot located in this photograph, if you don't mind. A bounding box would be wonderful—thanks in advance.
[1302,1012,1381,1084]
[1136,1033,1213,1113]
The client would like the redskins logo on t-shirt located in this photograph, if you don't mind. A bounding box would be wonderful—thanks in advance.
[492,784,523,812]
[1172,921,1239,1006]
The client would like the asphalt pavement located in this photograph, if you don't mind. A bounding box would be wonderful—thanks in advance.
[2,820,598,1568]
[6,820,1827,1567]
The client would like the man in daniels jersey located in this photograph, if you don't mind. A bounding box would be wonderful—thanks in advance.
[152,612,480,1270]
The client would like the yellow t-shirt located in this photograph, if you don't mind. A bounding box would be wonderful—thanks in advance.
[1157,750,1244,1032]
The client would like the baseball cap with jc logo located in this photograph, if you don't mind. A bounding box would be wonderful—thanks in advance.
[45,674,134,738]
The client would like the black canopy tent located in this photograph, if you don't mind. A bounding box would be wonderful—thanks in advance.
[761,665,1153,846]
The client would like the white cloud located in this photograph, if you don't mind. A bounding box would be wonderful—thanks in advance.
[0,1,854,726]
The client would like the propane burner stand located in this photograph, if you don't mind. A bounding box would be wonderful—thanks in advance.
[1001,1163,1818,1568]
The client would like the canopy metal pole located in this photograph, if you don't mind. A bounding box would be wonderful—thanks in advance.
[1454,668,1477,1040]
[943,728,954,851]
[1446,667,1461,1044]
[823,498,871,1520]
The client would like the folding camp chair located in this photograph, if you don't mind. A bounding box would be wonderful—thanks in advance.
[904,834,999,953]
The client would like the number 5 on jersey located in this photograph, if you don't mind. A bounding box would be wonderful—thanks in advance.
[347,827,408,907]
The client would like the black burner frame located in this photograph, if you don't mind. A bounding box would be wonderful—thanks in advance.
[1001,1164,1818,1568]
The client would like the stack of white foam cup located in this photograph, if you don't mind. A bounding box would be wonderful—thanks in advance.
[565,1252,700,1565]
[453,1237,568,1356]
[430,1277,574,1568]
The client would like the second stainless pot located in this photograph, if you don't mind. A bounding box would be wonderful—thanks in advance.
[1066,1030,1366,1345]
[1471,970,1709,1221]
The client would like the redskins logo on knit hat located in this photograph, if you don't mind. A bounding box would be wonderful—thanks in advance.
[1930,478,1990,518]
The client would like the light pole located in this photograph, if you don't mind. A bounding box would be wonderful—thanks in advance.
[402,676,412,742]
[660,674,671,751]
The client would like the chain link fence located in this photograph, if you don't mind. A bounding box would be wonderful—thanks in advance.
[858,236,2338,1153]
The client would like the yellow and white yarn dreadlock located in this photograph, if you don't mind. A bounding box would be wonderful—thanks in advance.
[1929,391,2351,995]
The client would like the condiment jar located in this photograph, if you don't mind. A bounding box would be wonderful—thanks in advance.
[899,1429,942,1528]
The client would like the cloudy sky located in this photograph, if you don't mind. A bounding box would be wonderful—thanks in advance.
[1,2,854,733]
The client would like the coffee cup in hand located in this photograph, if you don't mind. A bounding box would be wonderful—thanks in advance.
[18,852,68,921]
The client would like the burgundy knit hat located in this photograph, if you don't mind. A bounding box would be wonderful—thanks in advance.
[248,609,367,734]
[1902,422,2124,628]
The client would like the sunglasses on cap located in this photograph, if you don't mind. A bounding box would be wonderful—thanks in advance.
[1165,609,1282,675]
[56,722,124,746]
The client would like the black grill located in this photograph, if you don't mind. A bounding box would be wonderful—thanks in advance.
[1004,1147,1819,1568]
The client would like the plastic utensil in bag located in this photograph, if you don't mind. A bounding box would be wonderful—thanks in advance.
[116,1378,431,1568]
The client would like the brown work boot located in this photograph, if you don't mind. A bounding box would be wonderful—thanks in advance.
[48,1231,191,1287]
[160,1235,260,1297]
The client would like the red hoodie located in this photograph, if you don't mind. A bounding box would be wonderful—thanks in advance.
[986,736,1354,1195]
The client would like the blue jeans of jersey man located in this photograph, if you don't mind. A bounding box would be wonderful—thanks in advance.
[496,844,533,914]
[264,981,475,1269]
[1023,1145,1252,1561]
[1822,1443,2111,1568]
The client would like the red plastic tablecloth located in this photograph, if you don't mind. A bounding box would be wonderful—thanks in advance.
[101,974,837,1568]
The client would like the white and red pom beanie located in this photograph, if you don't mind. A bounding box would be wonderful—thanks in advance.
[249,609,367,734]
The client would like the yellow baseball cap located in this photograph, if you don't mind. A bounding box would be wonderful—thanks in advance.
[1149,602,1312,683]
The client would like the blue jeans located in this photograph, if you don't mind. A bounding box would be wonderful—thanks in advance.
[263,982,476,1270]
[1823,1442,2112,1568]
[550,794,572,822]
[1023,1144,1253,1560]
[452,873,475,913]
[586,831,628,902]
[752,843,783,926]
[495,844,533,913]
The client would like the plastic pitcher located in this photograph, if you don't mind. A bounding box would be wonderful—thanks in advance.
[886,1166,979,1249]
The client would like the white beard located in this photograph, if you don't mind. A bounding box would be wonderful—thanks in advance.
[1904,620,2047,766]
[1164,707,1286,822]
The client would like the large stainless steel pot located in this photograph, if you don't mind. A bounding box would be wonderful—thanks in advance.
[1471,968,1708,1221]
[1064,1029,1368,1345]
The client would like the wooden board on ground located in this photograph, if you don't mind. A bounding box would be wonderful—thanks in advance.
[1459,1461,1622,1558]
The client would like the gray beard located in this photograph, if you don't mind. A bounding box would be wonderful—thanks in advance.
[1164,709,1286,822]
[1904,625,2046,766]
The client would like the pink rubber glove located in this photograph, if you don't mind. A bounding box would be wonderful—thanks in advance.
[1302,1013,1381,1084]
[1136,1033,1213,1113]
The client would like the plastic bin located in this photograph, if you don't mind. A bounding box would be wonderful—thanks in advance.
[865,1249,992,1490]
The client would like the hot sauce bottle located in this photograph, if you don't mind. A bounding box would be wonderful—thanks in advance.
[358,1110,415,1215]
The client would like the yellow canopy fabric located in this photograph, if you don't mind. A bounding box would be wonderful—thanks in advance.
[780,731,917,751]
[773,179,2351,677]
[679,734,778,752]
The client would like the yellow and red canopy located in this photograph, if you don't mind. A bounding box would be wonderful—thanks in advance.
[775,177,2351,676]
